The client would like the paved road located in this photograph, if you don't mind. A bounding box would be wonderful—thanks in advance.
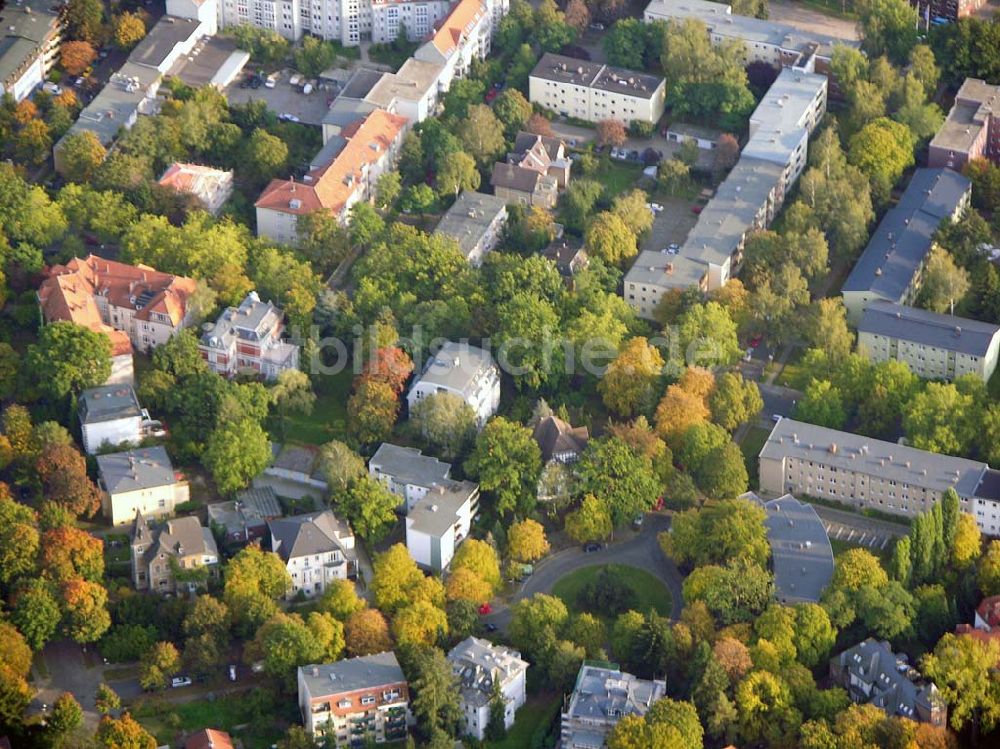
[485,513,684,630]
[813,504,908,546]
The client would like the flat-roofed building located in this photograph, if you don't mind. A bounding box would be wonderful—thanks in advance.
[529,52,667,125]
[97,446,190,526]
[561,662,666,749]
[842,169,972,323]
[758,417,1000,535]
[434,191,509,266]
[413,0,500,93]
[0,0,62,103]
[79,385,151,455]
[405,479,479,571]
[857,301,1000,382]
[912,0,987,24]
[369,443,453,508]
[206,486,283,544]
[929,78,1000,171]
[406,341,500,425]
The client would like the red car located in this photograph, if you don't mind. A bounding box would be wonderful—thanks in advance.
[692,205,703,214]
[485,89,498,103]
[478,603,492,616]
[748,335,763,348]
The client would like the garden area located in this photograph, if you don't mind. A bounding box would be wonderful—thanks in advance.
[277,366,352,445]
[484,692,562,749]
[551,564,672,629]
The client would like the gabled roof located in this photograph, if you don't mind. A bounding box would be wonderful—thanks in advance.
[136,514,219,564]
[427,0,486,58]
[370,443,452,488]
[755,493,834,604]
[832,639,944,721]
[532,415,589,462]
[185,729,235,749]
[269,510,354,561]
[491,162,542,193]
[405,480,478,536]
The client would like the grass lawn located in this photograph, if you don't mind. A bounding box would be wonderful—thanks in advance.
[775,346,806,388]
[740,425,772,486]
[278,367,352,445]
[485,692,561,749]
[134,691,286,749]
[551,564,672,627]
[599,160,644,198]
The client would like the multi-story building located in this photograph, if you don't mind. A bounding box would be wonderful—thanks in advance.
[269,510,357,598]
[199,291,300,380]
[529,53,666,126]
[532,414,589,466]
[78,385,155,455]
[561,662,666,749]
[857,301,1000,382]
[928,78,1000,171]
[490,131,572,208]
[405,479,479,572]
[448,637,529,740]
[326,58,444,129]
[130,512,220,594]
[255,108,408,242]
[97,447,190,526]
[841,169,972,324]
[412,0,500,91]
[0,0,62,103]
[368,443,453,508]
[406,341,500,425]
[433,191,509,266]
[158,163,235,215]
[910,0,987,24]
[955,595,1000,648]
[830,639,947,726]
[623,68,826,317]
[298,653,411,742]
[37,255,198,381]
[758,417,1000,535]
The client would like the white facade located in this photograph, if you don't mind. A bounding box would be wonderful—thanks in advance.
[405,482,478,571]
[406,342,500,426]
[82,414,144,455]
[448,637,528,741]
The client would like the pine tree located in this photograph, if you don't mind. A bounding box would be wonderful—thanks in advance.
[941,488,960,560]
[485,680,507,741]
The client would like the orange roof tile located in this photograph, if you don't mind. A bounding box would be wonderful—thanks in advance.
[158,163,232,198]
[429,0,485,57]
[255,109,407,218]
[185,729,235,749]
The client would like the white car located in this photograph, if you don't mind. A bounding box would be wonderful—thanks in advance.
[278,113,300,122]
[228,665,237,682]
[171,676,192,688]
[651,203,665,212]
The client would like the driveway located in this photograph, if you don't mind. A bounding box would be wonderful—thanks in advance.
[768,0,860,41]
[813,504,907,545]
[485,513,684,630]
[641,195,700,254]
[225,73,334,126]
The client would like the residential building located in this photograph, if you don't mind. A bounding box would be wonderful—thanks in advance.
[0,0,62,103]
[490,131,572,208]
[371,0,452,43]
[842,169,972,323]
[37,255,197,381]
[643,0,858,76]
[185,729,235,749]
[529,53,667,125]
[326,58,444,129]
[168,36,250,89]
[665,122,723,151]
[955,595,1000,648]
[255,108,407,243]
[269,510,357,598]
[368,443,453,508]
[199,291,300,380]
[928,78,1000,171]
[758,417,1000,536]
[158,163,235,215]
[910,0,988,24]
[532,414,589,465]
[258,443,329,500]
[434,191,509,266]
[448,637,529,740]
[561,662,667,749]
[510,131,573,187]
[623,68,826,316]
[78,385,153,455]
[413,0,500,93]
[751,492,834,604]
[97,446,190,526]
[542,236,589,278]
[830,639,946,726]
[405,479,479,571]
[206,486,283,544]
[298,653,410,742]
[406,341,500,425]
[857,301,1000,382]
[130,512,220,593]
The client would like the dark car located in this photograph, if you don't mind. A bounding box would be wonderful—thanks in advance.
[484,623,499,633]
[584,542,602,553]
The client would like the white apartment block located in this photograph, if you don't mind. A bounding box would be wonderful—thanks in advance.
[406,341,500,425]
[759,418,1000,536]
[529,53,667,125]
[448,637,528,740]
[857,302,1000,383]
[405,480,479,572]
[79,385,152,455]
[369,443,453,508]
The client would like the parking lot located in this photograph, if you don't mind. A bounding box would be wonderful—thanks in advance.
[641,195,700,254]
[224,72,334,126]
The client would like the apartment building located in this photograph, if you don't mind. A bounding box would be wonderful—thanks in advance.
[406,341,500,425]
[199,291,300,380]
[97,446,190,526]
[256,108,407,242]
[830,639,946,726]
[368,443,453,508]
[0,0,62,103]
[490,131,572,208]
[841,169,972,324]
[758,417,1000,535]
[130,512,220,594]
[928,78,1000,171]
[158,163,235,215]
[269,510,357,598]
[561,662,666,749]
[448,637,528,740]
[643,0,857,76]
[433,191,509,266]
[78,385,154,455]
[857,301,1000,383]
[298,653,410,742]
[911,0,988,23]
[325,58,443,126]
[529,53,666,125]
[405,479,479,572]
[413,0,500,90]
[623,68,826,317]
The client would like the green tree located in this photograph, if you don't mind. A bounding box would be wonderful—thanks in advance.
[409,646,462,740]
[59,130,107,183]
[662,499,769,569]
[223,546,292,636]
[585,212,638,266]
[980,540,1000,596]
[922,632,1000,734]
[293,35,337,77]
[576,437,661,527]
[492,88,532,137]
[858,0,919,63]
[465,417,542,517]
[247,612,325,686]
[795,379,847,429]
[435,151,480,198]
[25,321,111,400]
[696,441,749,500]
[95,683,120,715]
[317,440,366,497]
[509,593,569,665]
[337,475,398,542]
[48,691,83,738]
[460,104,506,167]
[919,246,970,314]
[95,713,156,749]
[848,117,915,203]
[410,391,477,460]
[244,128,288,182]
[677,302,741,367]
[735,670,802,747]
[565,494,613,544]
[599,337,665,417]
[12,580,60,651]
[347,378,399,445]
[903,381,976,456]
[0,488,39,586]
[709,372,763,431]
[204,416,272,495]
[64,0,104,43]
[139,641,180,691]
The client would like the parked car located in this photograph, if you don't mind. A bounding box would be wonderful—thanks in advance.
[171,676,192,688]
[228,665,237,682]
[668,242,679,250]
[478,603,493,616]
[485,88,499,103]
[633,514,645,529]
[278,113,301,122]
[42,82,62,95]
[265,74,277,89]
[584,542,602,553]
[302,82,314,94]
[692,205,703,214]
[589,22,605,31]
[289,73,303,86]
[484,623,499,633]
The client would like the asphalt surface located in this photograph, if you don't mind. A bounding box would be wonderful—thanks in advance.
[813,504,908,541]
[484,513,683,630]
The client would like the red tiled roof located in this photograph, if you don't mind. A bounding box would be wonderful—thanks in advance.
[978,594,1000,629]
[255,109,407,218]
[428,0,485,57]
[185,728,235,749]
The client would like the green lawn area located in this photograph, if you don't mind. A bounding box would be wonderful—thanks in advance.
[599,160,644,197]
[775,346,807,388]
[278,367,352,445]
[485,692,561,749]
[134,691,286,749]
[551,564,672,627]
[740,425,772,487]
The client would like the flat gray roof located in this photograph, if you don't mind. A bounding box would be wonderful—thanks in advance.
[760,418,989,498]
[97,446,179,494]
[743,68,826,163]
[530,53,663,99]
[79,385,142,424]
[58,62,161,147]
[842,169,972,301]
[168,36,243,88]
[407,481,478,536]
[366,58,442,108]
[370,443,452,488]
[433,191,508,260]
[340,68,386,100]
[299,652,405,699]
[759,494,834,603]
[129,16,202,71]
[859,301,1000,357]
[410,341,496,399]
[931,79,1000,154]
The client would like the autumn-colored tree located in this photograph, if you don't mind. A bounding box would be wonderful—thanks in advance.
[714,637,753,684]
[525,113,555,137]
[585,211,638,265]
[361,346,414,394]
[565,0,590,30]
[113,11,146,50]
[678,367,716,404]
[13,100,37,126]
[60,577,111,643]
[15,119,51,165]
[347,378,399,445]
[508,519,550,563]
[452,540,502,595]
[596,119,627,148]
[345,608,392,656]
[599,337,665,418]
[61,41,97,76]
[391,599,449,647]
[372,544,445,613]
[40,526,104,583]
[36,443,101,518]
[95,713,156,749]
[655,384,710,445]
[565,494,613,544]
[713,133,740,176]
[60,130,107,183]
[139,641,180,691]
[445,567,493,603]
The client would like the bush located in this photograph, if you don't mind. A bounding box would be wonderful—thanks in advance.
[629,120,654,138]
[576,565,638,616]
